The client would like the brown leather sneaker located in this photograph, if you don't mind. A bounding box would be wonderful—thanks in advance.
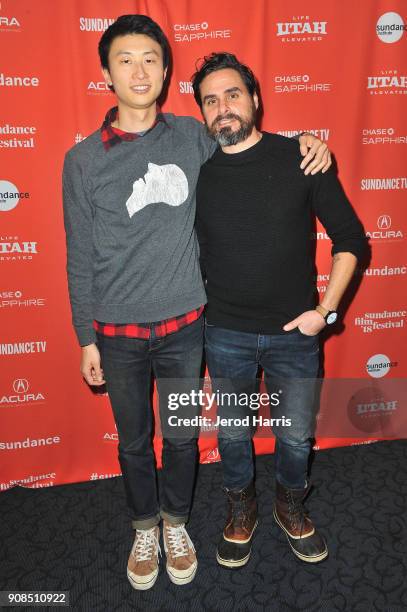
[163,521,197,585]
[216,481,258,568]
[273,480,328,563]
[127,526,161,590]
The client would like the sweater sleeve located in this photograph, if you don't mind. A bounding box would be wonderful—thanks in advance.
[310,167,367,261]
[62,150,96,346]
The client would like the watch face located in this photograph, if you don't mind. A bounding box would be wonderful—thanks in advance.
[326,312,338,325]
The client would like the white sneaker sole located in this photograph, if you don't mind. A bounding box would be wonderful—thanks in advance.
[127,567,159,591]
[166,562,197,585]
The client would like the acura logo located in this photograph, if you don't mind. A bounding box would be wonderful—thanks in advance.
[377,215,391,229]
[13,378,29,393]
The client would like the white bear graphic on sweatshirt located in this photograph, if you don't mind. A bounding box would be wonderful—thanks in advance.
[126,162,189,218]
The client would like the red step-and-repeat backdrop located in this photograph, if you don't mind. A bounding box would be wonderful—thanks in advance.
[1,0,406,491]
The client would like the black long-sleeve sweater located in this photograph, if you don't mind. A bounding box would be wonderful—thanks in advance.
[195,132,366,334]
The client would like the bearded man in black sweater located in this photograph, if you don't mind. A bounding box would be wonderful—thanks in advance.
[192,53,366,569]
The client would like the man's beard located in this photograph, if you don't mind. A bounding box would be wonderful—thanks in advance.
[207,103,257,147]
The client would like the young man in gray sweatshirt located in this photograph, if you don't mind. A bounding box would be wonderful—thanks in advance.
[62,14,331,591]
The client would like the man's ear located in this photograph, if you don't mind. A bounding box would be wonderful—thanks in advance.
[253,92,259,110]
[101,67,113,88]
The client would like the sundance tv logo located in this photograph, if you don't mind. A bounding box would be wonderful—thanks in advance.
[173,21,231,43]
[79,17,115,32]
[276,15,327,42]
[376,12,406,44]
[361,177,407,191]
[277,128,330,141]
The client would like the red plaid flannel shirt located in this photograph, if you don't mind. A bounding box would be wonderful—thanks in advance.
[94,107,204,339]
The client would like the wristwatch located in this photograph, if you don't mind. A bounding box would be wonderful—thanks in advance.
[316,304,338,325]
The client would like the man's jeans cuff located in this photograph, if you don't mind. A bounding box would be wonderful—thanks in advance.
[160,509,188,525]
[132,513,161,530]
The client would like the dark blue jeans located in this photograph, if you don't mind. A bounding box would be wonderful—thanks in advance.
[97,317,203,529]
[204,323,320,490]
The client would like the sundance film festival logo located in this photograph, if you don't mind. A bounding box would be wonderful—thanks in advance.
[361,177,407,191]
[376,12,406,43]
[0,124,36,149]
[0,379,45,405]
[366,354,397,378]
[362,127,406,145]
[173,21,231,43]
[355,309,405,334]
[365,215,403,242]
[0,180,29,211]
[367,70,407,95]
[276,16,327,42]
[0,236,38,262]
[79,17,115,32]
[274,74,331,94]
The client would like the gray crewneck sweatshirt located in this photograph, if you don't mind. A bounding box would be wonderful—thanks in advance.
[62,114,216,346]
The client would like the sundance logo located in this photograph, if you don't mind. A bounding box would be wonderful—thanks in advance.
[366,354,397,378]
[0,180,29,212]
[376,12,406,44]
[173,21,231,43]
[276,17,327,42]
[0,436,61,451]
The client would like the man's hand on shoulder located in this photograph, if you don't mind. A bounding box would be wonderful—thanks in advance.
[80,343,106,386]
[299,133,331,176]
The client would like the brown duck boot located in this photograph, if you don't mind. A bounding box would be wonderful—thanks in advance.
[216,481,258,568]
[273,480,328,563]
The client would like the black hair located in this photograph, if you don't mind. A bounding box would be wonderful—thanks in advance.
[191,52,258,108]
[98,14,170,71]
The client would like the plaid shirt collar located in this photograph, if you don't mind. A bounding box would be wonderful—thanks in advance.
[101,106,167,151]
